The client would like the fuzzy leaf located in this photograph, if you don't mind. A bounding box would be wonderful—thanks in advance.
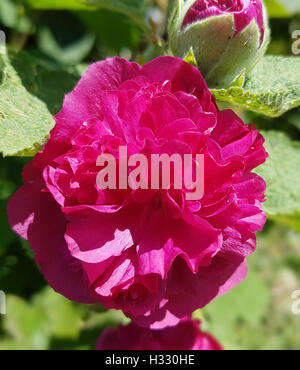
[212,56,300,117]
[0,50,80,157]
[255,130,300,231]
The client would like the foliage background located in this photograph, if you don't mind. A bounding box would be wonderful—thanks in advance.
[0,0,300,350]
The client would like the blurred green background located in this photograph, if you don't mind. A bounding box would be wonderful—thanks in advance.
[0,0,300,350]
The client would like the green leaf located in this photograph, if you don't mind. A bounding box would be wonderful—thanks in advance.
[23,0,149,32]
[0,172,15,200]
[264,0,300,18]
[24,0,97,10]
[87,0,148,29]
[1,295,50,349]
[37,11,95,65]
[183,47,198,67]
[203,270,270,348]
[0,50,81,156]
[287,110,300,131]
[255,130,300,232]
[0,288,84,349]
[33,288,83,340]
[0,199,16,250]
[76,9,141,52]
[212,56,300,117]
[0,0,34,34]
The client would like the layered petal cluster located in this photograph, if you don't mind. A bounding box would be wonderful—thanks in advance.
[96,318,222,350]
[8,56,267,329]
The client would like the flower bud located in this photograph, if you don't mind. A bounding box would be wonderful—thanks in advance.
[168,0,270,87]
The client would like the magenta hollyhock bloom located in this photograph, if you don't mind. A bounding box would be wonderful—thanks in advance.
[96,318,222,350]
[8,56,267,329]
[183,0,264,43]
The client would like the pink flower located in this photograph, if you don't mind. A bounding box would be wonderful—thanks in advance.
[183,0,265,43]
[7,56,267,329]
[96,318,222,350]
